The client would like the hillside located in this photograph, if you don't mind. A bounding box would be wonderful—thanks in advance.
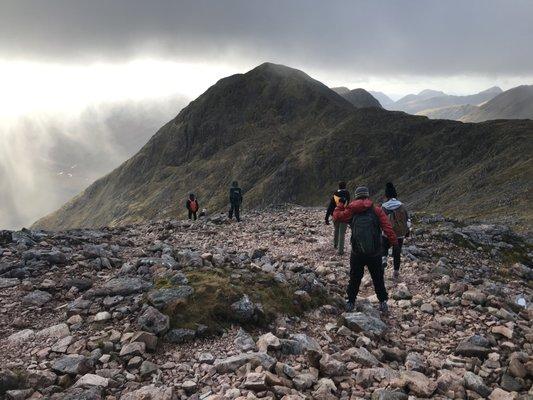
[33,63,533,230]
[1,208,532,399]
[332,87,382,108]
[417,104,479,120]
[392,87,502,115]
[369,91,395,108]
[461,85,533,122]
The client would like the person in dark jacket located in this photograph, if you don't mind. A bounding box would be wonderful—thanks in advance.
[228,181,243,222]
[186,193,199,220]
[326,181,351,255]
[381,182,411,280]
[334,186,398,313]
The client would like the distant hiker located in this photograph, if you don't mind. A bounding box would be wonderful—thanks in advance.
[326,181,351,255]
[381,182,410,280]
[186,193,199,220]
[333,186,398,313]
[228,181,243,222]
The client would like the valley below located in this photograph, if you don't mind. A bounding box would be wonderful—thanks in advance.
[1,206,532,399]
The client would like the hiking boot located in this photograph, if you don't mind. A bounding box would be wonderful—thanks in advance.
[345,300,355,312]
[379,301,389,313]
[393,270,400,281]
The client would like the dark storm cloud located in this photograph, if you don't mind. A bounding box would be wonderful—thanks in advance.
[1,0,532,76]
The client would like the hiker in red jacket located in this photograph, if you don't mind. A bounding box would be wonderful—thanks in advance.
[333,186,398,313]
[186,193,199,220]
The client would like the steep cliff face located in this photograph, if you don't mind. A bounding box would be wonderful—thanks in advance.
[33,63,533,230]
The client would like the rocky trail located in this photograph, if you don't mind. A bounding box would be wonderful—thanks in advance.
[0,206,532,400]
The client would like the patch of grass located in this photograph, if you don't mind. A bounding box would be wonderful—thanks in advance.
[155,266,330,334]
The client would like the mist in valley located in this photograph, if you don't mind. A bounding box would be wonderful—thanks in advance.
[0,95,189,230]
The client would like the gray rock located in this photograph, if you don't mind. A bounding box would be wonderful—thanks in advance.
[64,278,93,291]
[234,328,256,351]
[139,361,159,378]
[146,286,193,309]
[6,388,34,400]
[405,352,427,372]
[455,335,491,359]
[463,371,491,398]
[349,347,380,367]
[343,312,387,335]
[120,385,173,400]
[85,277,152,298]
[319,353,346,376]
[22,290,52,306]
[0,278,20,288]
[0,370,20,396]
[392,284,412,300]
[371,389,408,400]
[130,331,158,352]
[165,328,195,344]
[214,352,276,373]
[52,355,93,375]
[74,373,109,388]
[119,342,145,357]
[50,386,102,400]
[500,373,523,392]
[292,372,317,390]
[230,294,256,322]
[137,306,169,335]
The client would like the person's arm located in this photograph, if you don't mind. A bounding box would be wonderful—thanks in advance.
[186,200,190,210]
[239,189,243,204]
[375,206,398,246]
[333,201,354,223]
[325,198,335,223]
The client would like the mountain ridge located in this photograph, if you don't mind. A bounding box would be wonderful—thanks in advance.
[33,63,533,231]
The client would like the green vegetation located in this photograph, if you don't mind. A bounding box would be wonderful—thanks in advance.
[155,266,330,333]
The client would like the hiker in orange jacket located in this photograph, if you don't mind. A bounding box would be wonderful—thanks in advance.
[186,193,199,220]
[333,186,398,313]
[326,181,351,255]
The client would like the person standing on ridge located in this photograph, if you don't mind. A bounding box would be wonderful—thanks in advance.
[381,182,410,281]
[186,193,199,220]
[333,186,398,313]
[325,181,351,255]
[228,181,243,222]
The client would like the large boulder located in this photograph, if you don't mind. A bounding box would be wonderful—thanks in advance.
[85,277,151,298]
[0,370,20,396]
[22,290,52,306]
[52,355,93,375]
[463,371,492,397]
[214,352,276,373]
[165,328,196,344]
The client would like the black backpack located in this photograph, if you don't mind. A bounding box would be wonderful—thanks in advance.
[350,207,381,256]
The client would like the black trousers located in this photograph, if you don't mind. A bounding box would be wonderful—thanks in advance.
[228,203,240,221]
[188,211,197,220]
[347,252,388,303]
[382,237,404,271]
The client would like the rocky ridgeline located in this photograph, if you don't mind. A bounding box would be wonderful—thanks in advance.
[0,206,532,400]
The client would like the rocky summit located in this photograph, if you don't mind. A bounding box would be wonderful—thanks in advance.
[1,206,532,399]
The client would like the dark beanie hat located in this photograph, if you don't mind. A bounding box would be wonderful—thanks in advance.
[354,186,370,199]
[385,182,397,198]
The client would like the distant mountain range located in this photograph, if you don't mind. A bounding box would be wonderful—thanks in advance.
[332,87,382,108]
[34,63,533,231]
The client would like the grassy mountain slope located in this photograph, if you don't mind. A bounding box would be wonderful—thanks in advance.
[461,85,533,122]
[33,63,533,230]
[417,104,479,120]
[332,87,382,108]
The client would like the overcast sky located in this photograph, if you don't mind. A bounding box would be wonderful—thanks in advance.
[1,0,532,115]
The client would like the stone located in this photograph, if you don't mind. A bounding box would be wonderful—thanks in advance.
[391,371,437,398]
[420,303,434,314]
[230,294,256,322]
[381,347,406,362]
[5,389,34,400]
[130,331,158,352]
[26,370,57,389]
[198,352,215,364]
[0,370,20,396]
[146,286,193,309]
[22,290,52,306]
[74,374,109,388]
[405,352,427,372]
[319,353,346,377]
[93,311,111,322]
[214,352,276,373]
[119,385,173,400]
[139,361,159,378]
[462,290,487,305]
[256,332,281,352]
[52,355,93,375]
[8,329,35,344]
[392,284,412,300]
[182,380,197,394]
[85,277,152,298]
[119,342,145,357]
[292,372,317,391]
[343,312,387,335]
[488,388,516,400]
[463,371,492,398]
[508,357,527,378]
[371,389,408,400]
[137,306,169,335]
[36,323,70,340]
[51,336,74,353]
[492,325,513,339]
[165,328,195,344]
[243,372,268,391]
[0,278,20,289]
[455,337,491,359]
[233,328,256,351]
[348,347,380,367]
[500,373,522,392]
